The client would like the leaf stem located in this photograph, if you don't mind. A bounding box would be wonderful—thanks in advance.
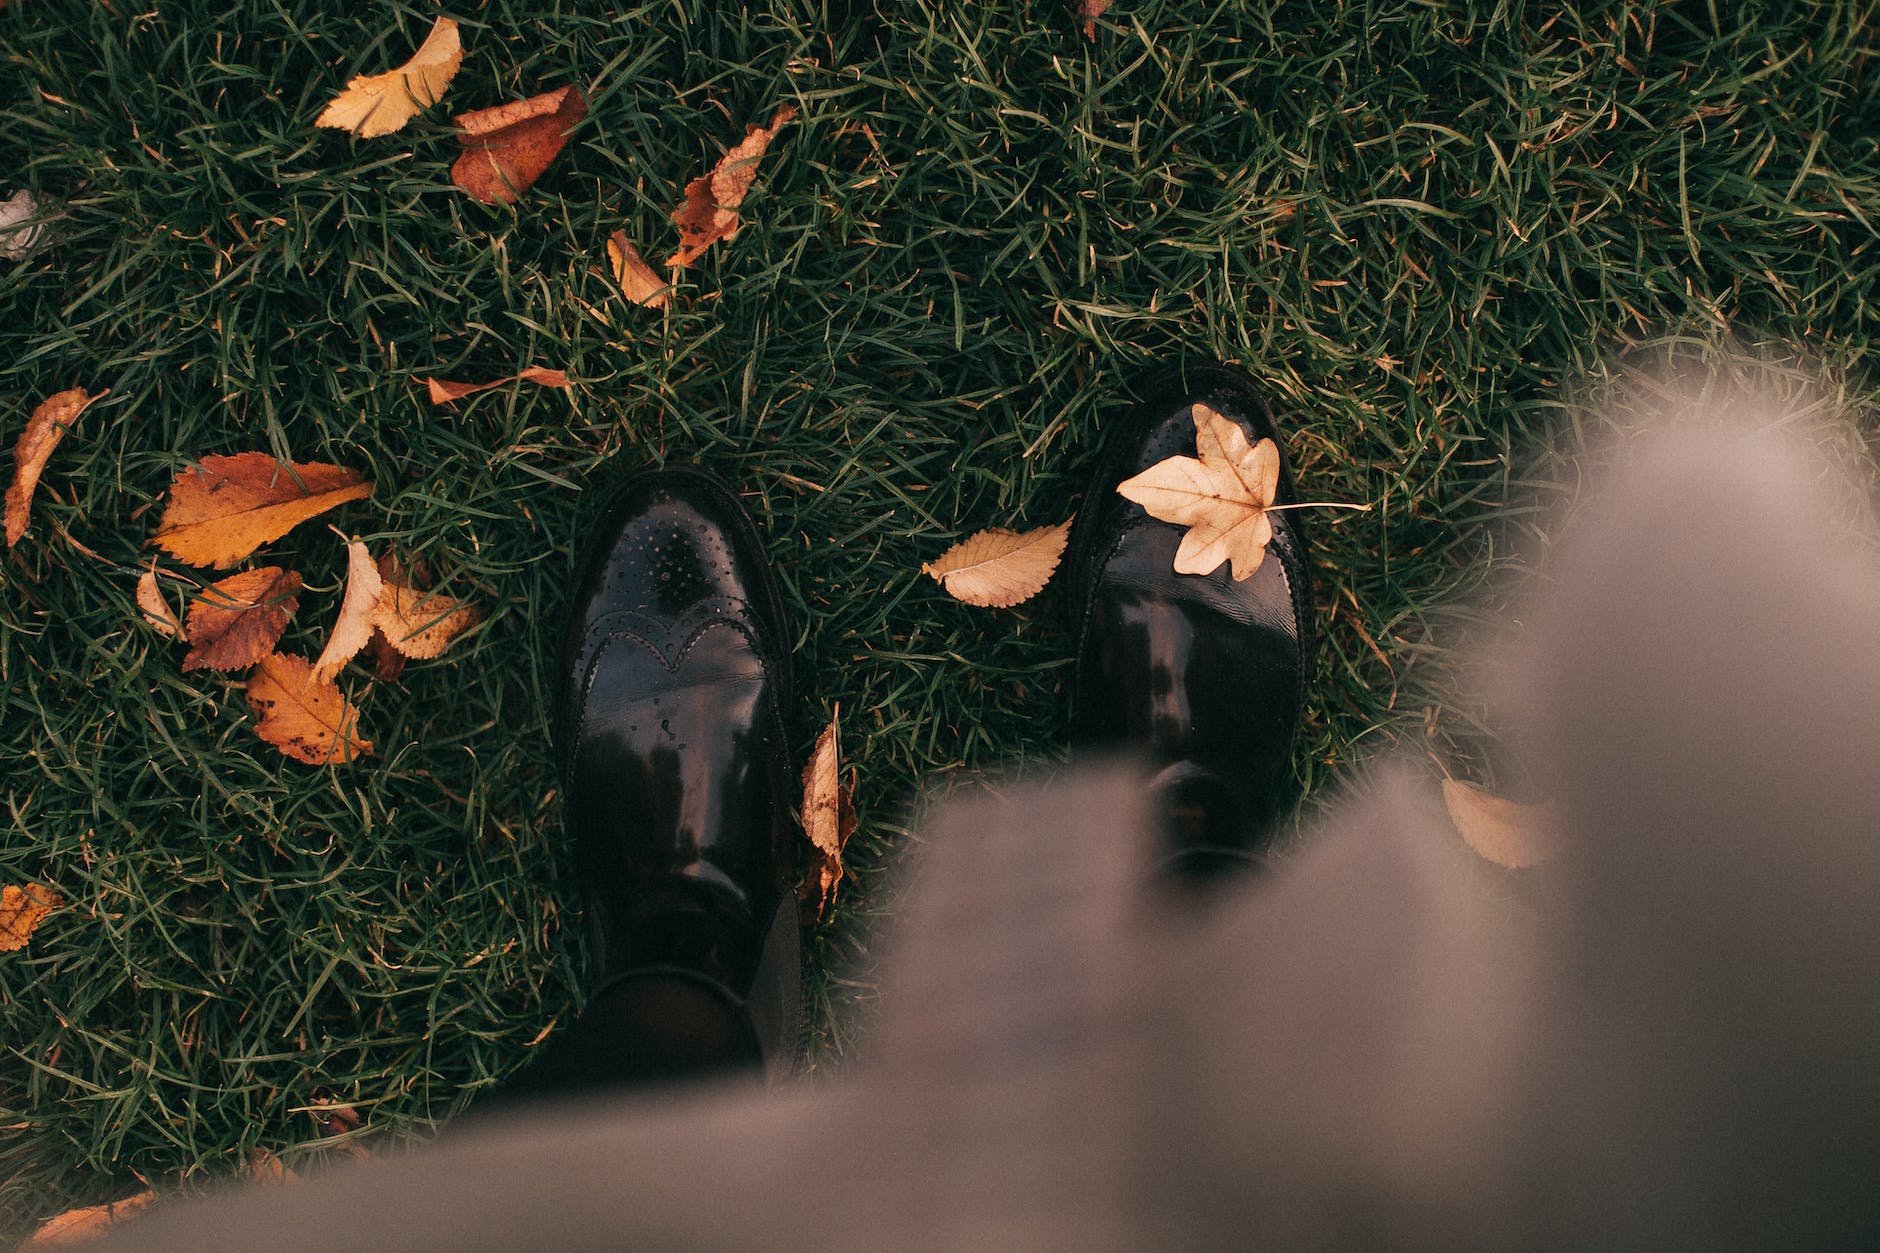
[1263,501,1374,513]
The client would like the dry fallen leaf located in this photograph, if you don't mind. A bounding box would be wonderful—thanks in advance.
[668,104,797,269]
[1080,0,1112,39]
[310,539,383,685]
[922,521,1070,608]
[1,189,50,261]
[6,388,100,547]
[153,453,373,570]
[315,16,462,138]
[451,86,588,206]
[0,882,61,953]
[136,563,185,640]
[181,566,303,673]
[371,574,483,659]
[1116,403,1280,581]
[1441,778,1561,869]
[798,714,857,921]
[246,1148,297,1185]
[22,1190,158,1249]
[423,366,571,405]
[246,653,373,765]
[605,230,672,308]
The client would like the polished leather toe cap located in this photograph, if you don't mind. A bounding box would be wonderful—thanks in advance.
[556,467,795,996]
[1068,362,1314,847]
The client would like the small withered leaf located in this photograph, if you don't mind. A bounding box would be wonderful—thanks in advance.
[371,579,483,659]
[922,521,1070,608]
[315,16,462,138]
[246,653,373,765]
[182,566,303,673]
[605,230,672,308]
[6,387,100,547]
[136,563,185,639]
[668,105,797,269]
[310,539,383,685]
[451,86,588,206]
[1441,778,1562,869]
[798,714,857,921]
[153,453,372,570]
[0,882,61,953]
[424,367,571,405]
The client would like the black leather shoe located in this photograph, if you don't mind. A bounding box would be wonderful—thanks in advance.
[1066,362,1313,874]
[553,466,801,1079]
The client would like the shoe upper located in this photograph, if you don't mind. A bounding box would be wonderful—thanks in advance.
[1068,363,1314,854]
[557,467,796,999]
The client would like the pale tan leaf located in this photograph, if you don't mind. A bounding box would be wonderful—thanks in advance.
[246,653,373,765]
[1441,778,1561,869]
[1116,404,1281,581]
[371,580,483,659]
[315,17,462,138]
[6,388,100,546]
[668,104,797,268]
[136,563,185,640]
[152,453,373,570]
[921,521,1070,608]
[0,882,61,953]
[182,566,303,672]
[605,230,672,307]
[797,714,857,921]
[22,1190,158,1249]
[310,539,383,685]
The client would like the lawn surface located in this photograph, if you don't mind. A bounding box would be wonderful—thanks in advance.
[3,0,1877,1234]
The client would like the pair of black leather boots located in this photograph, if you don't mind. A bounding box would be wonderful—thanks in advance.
[534,362,1312,1088]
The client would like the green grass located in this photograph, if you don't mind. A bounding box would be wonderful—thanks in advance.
[3,0,1878,1234]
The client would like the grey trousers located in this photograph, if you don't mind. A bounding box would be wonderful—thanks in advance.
[112,411,1880,1250]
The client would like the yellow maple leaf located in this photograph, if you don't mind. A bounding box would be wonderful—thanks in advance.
[922,521,1071,608]
[315,17,463,139]
[1116,403,1281,581]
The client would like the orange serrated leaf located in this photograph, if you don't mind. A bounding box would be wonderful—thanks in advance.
[605,230,672,308]
[314,16,462,138]
[21,1190,158,1249]
[423,366,571,405]
[310,539,383,685]
[668,105,797,269]
[152,453,373,570]
[182,566,303,672]
[136,562,185,640]
[1079,0,1111,39]
[797,713,857,921]
[0,883,61,953]
[451,86,588,206]
[6,388,100,547]
[246,653,373,765]
[922,521,1070,608]
[370,577,483,659]
[1441,779,1561,869]
[1116,403,1280,581]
